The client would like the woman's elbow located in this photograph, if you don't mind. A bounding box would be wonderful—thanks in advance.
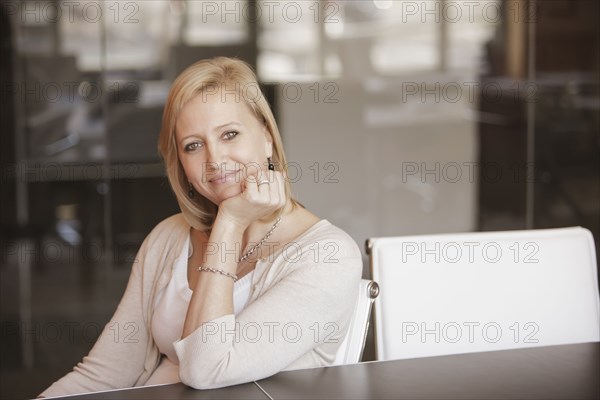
[179,375,218,390]
[178,361,217,390]
[178,359,248,390]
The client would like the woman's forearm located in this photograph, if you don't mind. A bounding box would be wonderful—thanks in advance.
[181,217,244,338]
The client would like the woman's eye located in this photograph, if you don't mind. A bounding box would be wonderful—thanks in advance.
[224,131,239,140]
[184,142,202,152]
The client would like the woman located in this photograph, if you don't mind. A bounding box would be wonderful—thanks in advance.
[40,57,362,396]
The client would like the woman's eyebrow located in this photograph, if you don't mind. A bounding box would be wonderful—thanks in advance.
[214,121,242,130]
[178,133,201,144]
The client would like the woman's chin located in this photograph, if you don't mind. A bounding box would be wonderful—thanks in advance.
[214,187,242,203]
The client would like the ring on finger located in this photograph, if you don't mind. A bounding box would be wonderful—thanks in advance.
[257,179,270,186]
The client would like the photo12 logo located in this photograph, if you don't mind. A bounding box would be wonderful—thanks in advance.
[400,240,540,264]
[2,80,139,105]
[402,321,540,344]
[196,1,340,24]
[200,321,341,344]
[4,1,140,24]
[1,321,140,345]
[397,1,538,24]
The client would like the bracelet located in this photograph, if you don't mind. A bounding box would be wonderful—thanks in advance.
[197,266,238,282]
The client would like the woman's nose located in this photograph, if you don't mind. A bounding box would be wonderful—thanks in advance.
[205,142,225,167]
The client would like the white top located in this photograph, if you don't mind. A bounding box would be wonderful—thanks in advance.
[146,235,254,385]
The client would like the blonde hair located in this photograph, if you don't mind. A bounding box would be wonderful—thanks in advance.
[158,57,301,231]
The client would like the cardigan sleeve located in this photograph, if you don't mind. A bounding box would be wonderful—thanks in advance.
[174,236,363,389]
[38,234,155,397]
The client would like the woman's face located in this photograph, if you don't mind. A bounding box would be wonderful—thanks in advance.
[176,91,273,205]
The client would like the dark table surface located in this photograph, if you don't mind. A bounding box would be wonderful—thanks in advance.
[48,381,269,400]
[52,342,599,400]
[256,342,600,399]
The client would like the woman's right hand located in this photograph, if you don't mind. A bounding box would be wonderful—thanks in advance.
[215,168,286,231]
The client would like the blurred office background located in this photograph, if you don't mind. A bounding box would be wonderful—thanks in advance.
[0,0,598,398]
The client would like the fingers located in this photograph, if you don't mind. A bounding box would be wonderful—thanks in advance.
[256,171,272,192]
[243,169,284,209]
[255,171,277,207]
[262,170,286,209]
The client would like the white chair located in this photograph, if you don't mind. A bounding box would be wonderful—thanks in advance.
[333,279,379,365]
[367,227,600,361]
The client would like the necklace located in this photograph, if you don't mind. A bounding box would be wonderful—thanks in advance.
[188,217,283,262]
[239,217,282,263]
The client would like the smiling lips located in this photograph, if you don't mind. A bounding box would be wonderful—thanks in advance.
[209,170,241,184]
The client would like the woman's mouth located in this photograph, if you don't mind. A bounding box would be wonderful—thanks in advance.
[209,170,241,185]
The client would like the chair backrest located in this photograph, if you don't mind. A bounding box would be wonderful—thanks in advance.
[333,279,379,366]
[368,227,600,361]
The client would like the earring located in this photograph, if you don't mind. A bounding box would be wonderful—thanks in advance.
[268,157,275,171]
[188,182,195,199]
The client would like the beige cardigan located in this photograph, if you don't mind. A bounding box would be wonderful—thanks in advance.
[40,214,362,396]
